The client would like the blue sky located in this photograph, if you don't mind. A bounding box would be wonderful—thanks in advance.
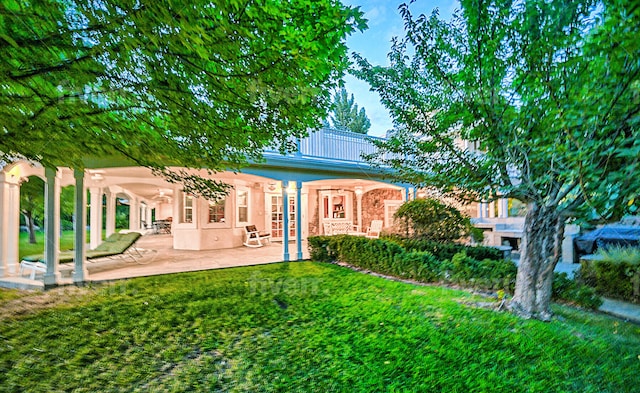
[341,0,459,136]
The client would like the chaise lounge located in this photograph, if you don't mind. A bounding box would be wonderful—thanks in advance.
[19,232,143,279]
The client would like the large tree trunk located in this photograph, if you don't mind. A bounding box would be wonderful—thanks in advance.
[509,202,565,321]
[25,211,37,244]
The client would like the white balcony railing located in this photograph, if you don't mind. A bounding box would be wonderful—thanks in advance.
[265,127,386,164]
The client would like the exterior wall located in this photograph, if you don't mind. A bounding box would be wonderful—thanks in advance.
[361,188,403,231]
[172,181,270,250]
[156,202,173,220]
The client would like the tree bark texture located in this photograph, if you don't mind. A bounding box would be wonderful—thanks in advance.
[509,202,565,320]
[25,212,37,244]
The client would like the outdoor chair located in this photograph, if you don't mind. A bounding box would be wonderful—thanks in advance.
[365,220,383,239]
[19,232,143,279]
[243,225,271,248]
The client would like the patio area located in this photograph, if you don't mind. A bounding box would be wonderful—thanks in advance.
[3,234,310,289]
[88,234,310,282]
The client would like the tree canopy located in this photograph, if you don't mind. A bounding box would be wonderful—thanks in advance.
[0,0,366,197]
[354,0,639,319]
[327,87,371,134]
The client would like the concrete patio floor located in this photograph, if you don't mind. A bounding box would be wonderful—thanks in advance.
[88,234,310,282]
[2,234,309,289]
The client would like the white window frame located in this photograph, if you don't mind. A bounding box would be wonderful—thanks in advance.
[203,196,230,229]
[384,200,403,228]
[236,187,250,227]
[182,193,194,224]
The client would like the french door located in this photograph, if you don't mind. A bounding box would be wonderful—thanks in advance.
[269,194,296,240]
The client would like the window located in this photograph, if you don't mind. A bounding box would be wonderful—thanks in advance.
[384,200,403,228]
[208,198,226,223]
[237,188,249,224]
[182,193,194,223]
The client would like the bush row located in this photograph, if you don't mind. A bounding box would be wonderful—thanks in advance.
[384,235,504,261]
[308,235,601,309]
[579,259,640,303]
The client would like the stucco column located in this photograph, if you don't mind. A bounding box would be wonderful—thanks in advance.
[355,187,363,232]
[145,204,152,228]
[488,201,496,218]
[73,169,88,283]
[89,187,103,249]
[104,190,116,237]
[43,167,61,287]
[129,197,139,230]
[497,198,509,218]
[282,181,290,262]
[0,172,21,277]
[296,181,303,261]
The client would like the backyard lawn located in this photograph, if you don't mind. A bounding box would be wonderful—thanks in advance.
[1,262,639,392]
[19,230,97,259]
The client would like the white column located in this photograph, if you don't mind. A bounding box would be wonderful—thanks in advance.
[43,167,61,287]
[497,198,509,218]
[89,187,102,249]
[296,181,303,261]
[73,169,88,283]
[0,173,21,276]
[145,205,152,228]
[129,197,139,230]
[282,181,290,262]
[355,187,363,232]
[488,201,496,218]
[105,190,116,237]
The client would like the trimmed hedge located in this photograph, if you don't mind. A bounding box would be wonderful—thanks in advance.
[308,235,601,309]
[579,259,640,303]
[385,235,504,261]
[308,235,515,291]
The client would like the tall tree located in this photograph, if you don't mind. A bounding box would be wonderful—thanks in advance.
[0,0,365,198]
[354,0,640,320]
[19,176,44,244]
[328,87,371,134]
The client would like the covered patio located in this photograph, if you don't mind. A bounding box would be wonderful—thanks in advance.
[2,233,309,289]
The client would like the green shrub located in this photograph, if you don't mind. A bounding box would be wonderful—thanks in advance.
[578,246,640,303]
[393,198,482,242]
[553,272,603,309]
[308,235,513,292]
[446,251,517,291]
[387,235,503,261]
[580,260,640,303]
[307,236,333,262]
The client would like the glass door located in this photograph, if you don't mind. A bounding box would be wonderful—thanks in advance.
[269,194,296,240]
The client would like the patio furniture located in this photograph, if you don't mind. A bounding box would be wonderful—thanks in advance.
[153,219,172,234]
[323,221,365,236]
[19,232,143,279]
[365,220,383,239]
[243,225,271,248]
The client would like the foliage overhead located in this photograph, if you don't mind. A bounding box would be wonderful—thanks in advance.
[354,0,639,221]
[393,198,482,242]
[0,0,366,198]
[353,0,639,319]
[328,87,371,134]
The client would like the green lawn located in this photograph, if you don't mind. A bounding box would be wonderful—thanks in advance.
[19,230,105,259]
[1,262,638,392]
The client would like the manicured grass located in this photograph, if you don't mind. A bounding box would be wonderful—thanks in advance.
[18,230,104,259]
[1,262,639,392]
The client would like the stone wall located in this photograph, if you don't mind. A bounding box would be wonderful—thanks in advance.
[361,188,403,230]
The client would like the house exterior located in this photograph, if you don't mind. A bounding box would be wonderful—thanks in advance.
[0,128,412,287]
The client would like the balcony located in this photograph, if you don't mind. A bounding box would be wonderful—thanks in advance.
[264,127,386,164]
